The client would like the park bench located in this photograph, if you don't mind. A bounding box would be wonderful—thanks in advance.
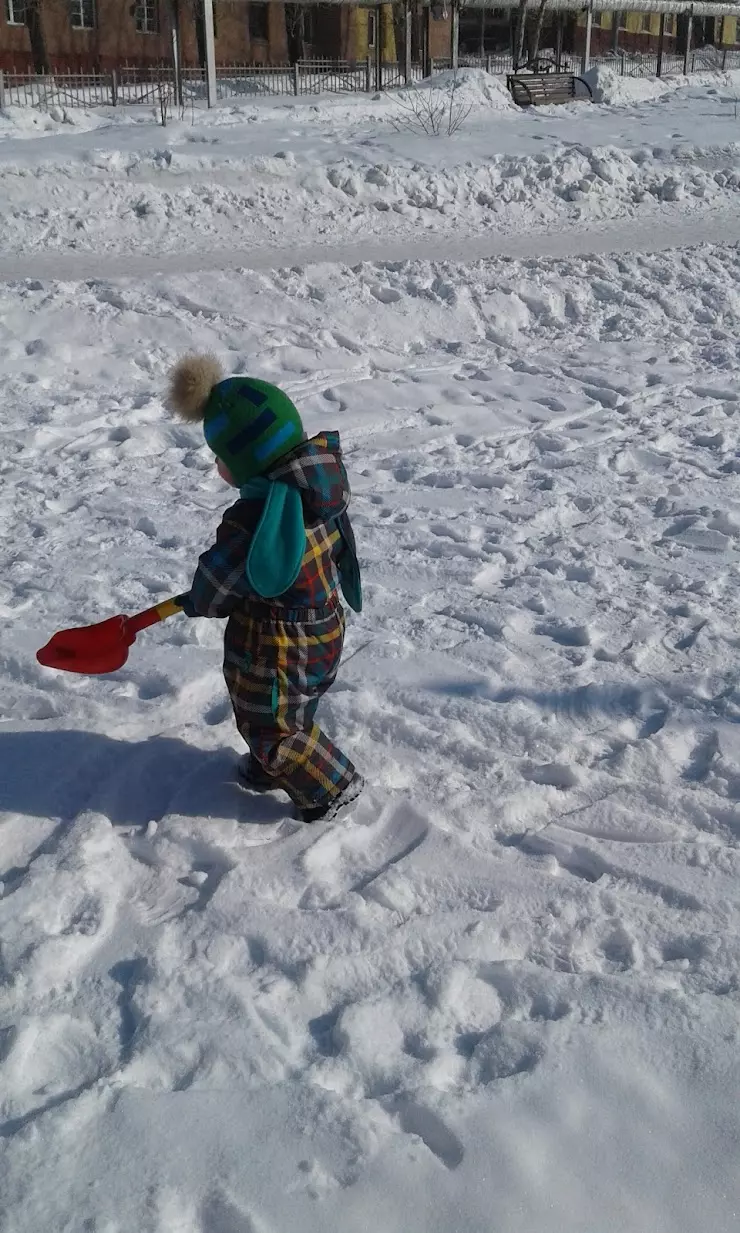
[506,72,594,107]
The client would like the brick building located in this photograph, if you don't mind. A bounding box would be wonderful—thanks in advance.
[0,0,452,73]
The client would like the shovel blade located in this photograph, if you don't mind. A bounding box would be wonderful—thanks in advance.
[36,615,134,675]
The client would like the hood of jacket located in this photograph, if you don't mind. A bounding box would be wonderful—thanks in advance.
[267,431,350,526]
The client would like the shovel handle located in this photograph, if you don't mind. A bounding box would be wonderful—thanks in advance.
[127,593,189,636]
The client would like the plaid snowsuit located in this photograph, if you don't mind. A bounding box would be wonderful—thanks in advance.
[181,432,357,810]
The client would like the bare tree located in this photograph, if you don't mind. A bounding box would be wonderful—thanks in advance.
[285,4,309,64]
[529,0,549,65]
[25,0,51,75]
[391,0,408,70]
[193,0,206,69]
[157,79,172,127]
[514,0,528,69]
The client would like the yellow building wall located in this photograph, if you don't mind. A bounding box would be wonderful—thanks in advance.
[579,10,736,43]
[353,5,397,61]
[617,12,656,34]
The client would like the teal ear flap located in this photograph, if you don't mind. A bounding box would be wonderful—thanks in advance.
[246,481,306,599]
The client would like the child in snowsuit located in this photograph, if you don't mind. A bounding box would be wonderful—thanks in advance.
[166,355,363,824]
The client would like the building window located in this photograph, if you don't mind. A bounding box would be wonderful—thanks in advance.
[367,9,376,48]
[302,5,314,44]
[641,12,652,33]
[6,0,27,23]
[665,14,676,36]
[135,0,158,33]
[70,0,95,27]
[249,2,269,41]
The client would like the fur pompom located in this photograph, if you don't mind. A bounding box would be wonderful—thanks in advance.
[166,354,223,422]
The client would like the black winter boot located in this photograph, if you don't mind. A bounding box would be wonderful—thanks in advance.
[237,755,280,794]
[299,773,364,824]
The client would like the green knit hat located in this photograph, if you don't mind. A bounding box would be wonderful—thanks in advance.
[166,355,303,484]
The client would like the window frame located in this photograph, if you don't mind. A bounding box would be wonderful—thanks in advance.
[70,0,96,30]
[367,9,377,48]
[5,0,27,25]
[135,0,159,35]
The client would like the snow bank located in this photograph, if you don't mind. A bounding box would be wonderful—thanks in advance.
[0,102,113,139]
[4,132,740,258]
[587,64,740,106]
[5,72,740,260]
[410,66,516,111]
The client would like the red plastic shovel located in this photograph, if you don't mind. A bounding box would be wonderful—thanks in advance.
[36,594,188,676]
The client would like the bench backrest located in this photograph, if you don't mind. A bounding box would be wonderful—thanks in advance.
[507,73,592,106]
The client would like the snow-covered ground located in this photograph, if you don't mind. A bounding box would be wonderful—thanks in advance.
[2,73,740,1233]
[5,67,740,267]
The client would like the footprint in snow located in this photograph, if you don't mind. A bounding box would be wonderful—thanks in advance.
[299,799,428,908]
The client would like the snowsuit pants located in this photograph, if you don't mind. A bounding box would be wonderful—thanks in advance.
[224,602,355,809]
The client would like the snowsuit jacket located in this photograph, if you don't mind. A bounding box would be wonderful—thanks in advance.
[180,431,360,622]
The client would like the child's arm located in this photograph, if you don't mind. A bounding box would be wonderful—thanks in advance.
[180,509,251,619]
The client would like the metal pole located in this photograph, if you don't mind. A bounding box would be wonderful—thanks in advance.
[110,68,117,106]
[170,0,183,108]
[203,0,217,108]
[683,6,693,75]
[657,11,666,75]
[451,0,460,71]
[424,6,432,77]
[405,0,412,83]
[375,4,382,92]
[581,2,593,74]
[0,72,5,113]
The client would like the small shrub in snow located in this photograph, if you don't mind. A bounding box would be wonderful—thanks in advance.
[391,76,472,138]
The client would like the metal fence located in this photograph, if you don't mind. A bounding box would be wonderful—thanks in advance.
[588,47,740,76]
[2,45,740,112]
[0,59,428,110]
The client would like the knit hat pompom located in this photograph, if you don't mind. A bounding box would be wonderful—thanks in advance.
[166,354,223,422]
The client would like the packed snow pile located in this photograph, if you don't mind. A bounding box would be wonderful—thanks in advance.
[4,134,740,258]
[585,64,689,105]
[587,64,740,106]
[404,66,517,111]
[0,102,114,138]
[1,242,740,1232]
